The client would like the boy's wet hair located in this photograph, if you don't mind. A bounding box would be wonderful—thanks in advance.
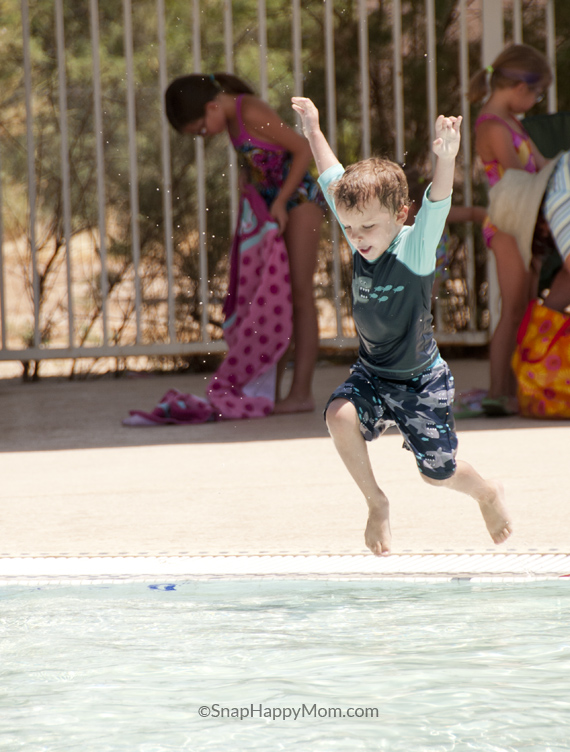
[165,73,254,132]
[469,43,552,104]
[330,157,410,214]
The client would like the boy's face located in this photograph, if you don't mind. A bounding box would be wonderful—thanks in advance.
[336,198,408,262]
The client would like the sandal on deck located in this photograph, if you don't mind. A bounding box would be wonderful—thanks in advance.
[481,396,518,417]
[453,388,487,418]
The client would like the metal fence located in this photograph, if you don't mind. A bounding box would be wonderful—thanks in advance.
[0,0,559,369]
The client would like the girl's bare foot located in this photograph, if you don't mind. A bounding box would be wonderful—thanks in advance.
[273,396,315,414]
[479,481,513,544]
[364,498,392,556]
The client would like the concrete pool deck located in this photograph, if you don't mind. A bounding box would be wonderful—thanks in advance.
[1,358,569,561]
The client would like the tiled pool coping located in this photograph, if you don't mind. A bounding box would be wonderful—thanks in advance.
[0,553,569,584]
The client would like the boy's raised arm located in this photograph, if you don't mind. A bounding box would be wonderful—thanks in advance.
[430,115,462,202]
[291,97,339,176]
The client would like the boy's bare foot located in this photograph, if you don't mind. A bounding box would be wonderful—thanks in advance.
[479,481,512,544]
[365,498,392,556]
[273,396,315,414]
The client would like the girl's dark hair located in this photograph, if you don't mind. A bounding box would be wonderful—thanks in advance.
[164,73,255,132]
[469,43,552,104]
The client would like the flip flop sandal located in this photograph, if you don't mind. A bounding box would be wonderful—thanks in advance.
[481,396,518,417]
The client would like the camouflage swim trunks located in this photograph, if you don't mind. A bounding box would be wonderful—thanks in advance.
[325,358,458,480]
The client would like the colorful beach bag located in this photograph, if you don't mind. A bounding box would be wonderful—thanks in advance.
[511,299,570,418]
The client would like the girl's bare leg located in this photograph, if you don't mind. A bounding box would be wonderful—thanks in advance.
[488,231,530,401]
[273,202,323,414]
[422,460,512,544]
[325,399,392,556]
[274,342,293,402]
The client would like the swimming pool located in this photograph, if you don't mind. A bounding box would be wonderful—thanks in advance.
[1,579,569,751]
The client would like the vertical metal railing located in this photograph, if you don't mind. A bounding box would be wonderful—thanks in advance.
[358,0,371,160]
[0,142,5,350]
[324,0,343,340]
[89,0,109,346]
[224,0,239,230]
[21,0,40,349]
[157,0,176,343]
[425,0,437,169]
[55,0,75,348]
[481,0,504,337]
[512,0,523,44]
[392,0,405,164]
[459,0,477,335]
[292,0,303,98]
[192,0,210,344]
[545,0,557,113]
[122,0,143,342]
[0,0,560,364]
[257,0,269,102]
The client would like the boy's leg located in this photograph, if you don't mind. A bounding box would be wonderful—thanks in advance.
[326,398,392,556]
[385,358,511,546]
[421,461,512,544]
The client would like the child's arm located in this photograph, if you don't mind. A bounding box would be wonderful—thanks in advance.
[291,97,339,175]
[430,115,462,202]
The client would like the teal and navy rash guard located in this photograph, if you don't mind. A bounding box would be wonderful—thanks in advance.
[318,163,451,380]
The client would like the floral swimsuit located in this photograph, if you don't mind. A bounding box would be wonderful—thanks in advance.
[229,95,326,213]
[475,113,539,247]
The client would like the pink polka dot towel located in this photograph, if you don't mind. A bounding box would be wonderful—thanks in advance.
[123,185,292,426]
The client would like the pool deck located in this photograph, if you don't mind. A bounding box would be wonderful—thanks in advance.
[1,357,569,572]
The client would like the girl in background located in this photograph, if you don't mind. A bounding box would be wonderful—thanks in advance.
[165,73,326,414]
[469,43,552,416]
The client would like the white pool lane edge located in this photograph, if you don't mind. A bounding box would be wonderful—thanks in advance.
[0,553,569,583]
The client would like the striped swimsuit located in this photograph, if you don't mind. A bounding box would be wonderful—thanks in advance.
[542,153,570,262]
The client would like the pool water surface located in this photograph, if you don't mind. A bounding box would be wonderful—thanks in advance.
[0,579,569,751]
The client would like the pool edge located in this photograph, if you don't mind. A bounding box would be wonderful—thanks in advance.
[0,553,569,583]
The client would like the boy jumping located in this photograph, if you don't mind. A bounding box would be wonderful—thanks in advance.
[291,97,512,556]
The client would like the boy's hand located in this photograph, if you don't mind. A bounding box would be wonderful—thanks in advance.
[291,96,338,175]
[432,115,462,160]
[291,97,320,138]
